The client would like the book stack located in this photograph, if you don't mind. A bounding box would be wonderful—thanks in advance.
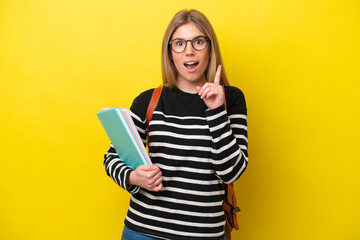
[97,108,152,169]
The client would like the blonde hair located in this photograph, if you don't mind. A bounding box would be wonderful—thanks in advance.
[161,9,229,88]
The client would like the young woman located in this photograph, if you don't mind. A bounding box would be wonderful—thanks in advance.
[104,9,248,240]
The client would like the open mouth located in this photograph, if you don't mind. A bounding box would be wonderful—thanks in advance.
[184,61,199,69]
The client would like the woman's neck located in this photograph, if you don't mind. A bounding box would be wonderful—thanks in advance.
[176,78,207,94]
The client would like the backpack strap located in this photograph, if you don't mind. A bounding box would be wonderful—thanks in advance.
[224,182,240,240]
[222,86,240,239]
[146,86,163,145]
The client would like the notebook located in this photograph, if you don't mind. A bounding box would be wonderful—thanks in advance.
[97,107,152,169]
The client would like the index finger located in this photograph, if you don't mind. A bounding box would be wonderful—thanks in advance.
[214,65,221,85]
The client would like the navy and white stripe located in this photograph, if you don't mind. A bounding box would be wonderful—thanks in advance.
[103,86,248,240]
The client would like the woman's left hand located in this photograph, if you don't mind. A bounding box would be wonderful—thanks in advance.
[196,65,225,110]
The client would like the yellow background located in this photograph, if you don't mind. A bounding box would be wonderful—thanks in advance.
[1,0,359,239]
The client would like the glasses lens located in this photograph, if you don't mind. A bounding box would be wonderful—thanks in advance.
[171,39,186,53]
[192,36,207,51]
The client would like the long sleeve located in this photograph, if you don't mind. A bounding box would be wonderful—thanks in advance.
[103,89,153,194]
[205,87,248,183]
[103,144,140,194]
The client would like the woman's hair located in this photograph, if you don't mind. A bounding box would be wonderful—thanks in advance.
[161,9,229,88]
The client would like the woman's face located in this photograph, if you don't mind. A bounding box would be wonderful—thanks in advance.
[170,22,210,87]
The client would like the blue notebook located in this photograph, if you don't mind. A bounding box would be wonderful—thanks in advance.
[97,107,151,169]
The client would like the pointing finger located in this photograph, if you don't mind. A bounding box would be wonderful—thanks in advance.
[214,65,221,85]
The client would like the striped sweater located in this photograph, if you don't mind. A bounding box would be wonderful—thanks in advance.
[104,86,248,240]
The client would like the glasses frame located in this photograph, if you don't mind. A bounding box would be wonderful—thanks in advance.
[169,35,210,53]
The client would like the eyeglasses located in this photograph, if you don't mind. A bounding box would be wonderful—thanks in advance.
[169,35,210,53]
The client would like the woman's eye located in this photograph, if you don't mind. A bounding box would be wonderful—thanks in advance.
[176,41,184,46]
[194,39,203,45]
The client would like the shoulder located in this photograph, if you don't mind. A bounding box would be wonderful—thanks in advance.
[130,88,155,120]
[132,88,155,106]
[224,85,247,112]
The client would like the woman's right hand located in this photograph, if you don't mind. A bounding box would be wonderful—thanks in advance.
[129,165,163,192]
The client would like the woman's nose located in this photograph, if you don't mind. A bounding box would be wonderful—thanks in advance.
[184,41,195,55]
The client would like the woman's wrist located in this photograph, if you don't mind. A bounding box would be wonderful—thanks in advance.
[129,170,138,186]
